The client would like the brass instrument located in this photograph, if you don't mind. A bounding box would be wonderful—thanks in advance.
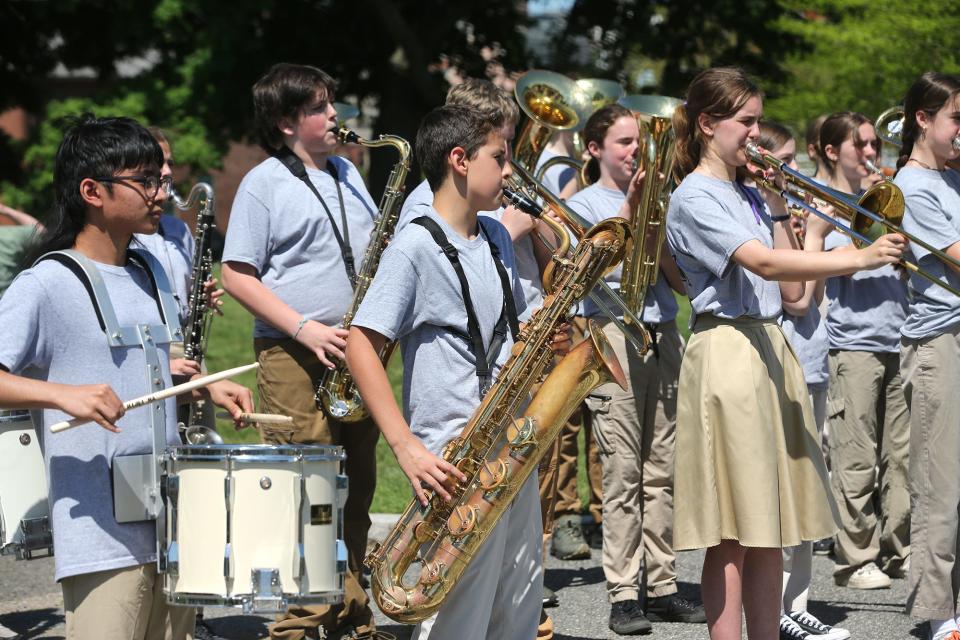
[365,217,630,623]
[314,128,411,421]
[570,78,625,157]
[746,142,960,297]
[170,182,223,445]
[617,95,682,325]
[534,155,590,190]
[513,70,590,171]
[507,161,652,355]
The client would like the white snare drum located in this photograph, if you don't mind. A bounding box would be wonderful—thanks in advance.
[163,444,347,613]
[0,410,53,560]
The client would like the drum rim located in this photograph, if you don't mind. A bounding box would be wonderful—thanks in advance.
[0,409,32,423]
[166,589,345,610]
[168,443,346,462]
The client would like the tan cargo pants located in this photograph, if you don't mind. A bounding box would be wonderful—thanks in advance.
[254,337,379,638]
[586,319,683,602]
[827,349,910,579]
[62,563,195,640]
[902,329,960,620]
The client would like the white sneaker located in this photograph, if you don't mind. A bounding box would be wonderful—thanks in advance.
[836,561,892,589]
[780,614,811,640]
[789,610,851,640]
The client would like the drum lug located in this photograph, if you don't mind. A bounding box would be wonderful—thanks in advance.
[336,539,348,575]
[244,568,287,614]
[336,474,348,508]
[166,542,179,576]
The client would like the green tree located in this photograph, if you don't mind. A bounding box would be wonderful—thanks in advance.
[0,0,529,219]
[765,0,960,132]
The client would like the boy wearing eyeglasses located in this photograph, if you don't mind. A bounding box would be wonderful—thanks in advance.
[0,114,253,639]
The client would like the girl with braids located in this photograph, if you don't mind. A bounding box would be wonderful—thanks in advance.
[892,71,960,640]
[817,111,911,592]
[664,67,905,640]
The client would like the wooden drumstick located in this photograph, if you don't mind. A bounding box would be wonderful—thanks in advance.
[50,363,259,433]
[217,412,294,425]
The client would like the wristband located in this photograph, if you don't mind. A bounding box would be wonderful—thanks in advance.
[293,317,308,339]
[771,214,791,222]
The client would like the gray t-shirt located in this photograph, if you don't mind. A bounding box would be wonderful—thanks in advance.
[534,148,578,196]
[399,179,543,320]
[567,183,678,323]
[895,166,960,339]
[0,258,178,581]
[823,232,907,352]
[222,155,377,338]
[781,306,829,388]
[352,208,526,455]
[666,172,782,320]
[135,214,195,324]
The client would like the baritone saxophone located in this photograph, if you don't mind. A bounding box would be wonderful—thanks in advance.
[363,204,629,623]
[314,127,411,422]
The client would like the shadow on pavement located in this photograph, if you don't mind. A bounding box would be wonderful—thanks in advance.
[1,607,63,639]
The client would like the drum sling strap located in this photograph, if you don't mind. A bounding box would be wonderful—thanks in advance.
[35,249,181,569]
[409,216,519,395]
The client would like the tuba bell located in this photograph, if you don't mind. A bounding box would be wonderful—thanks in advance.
[513,70,590,171]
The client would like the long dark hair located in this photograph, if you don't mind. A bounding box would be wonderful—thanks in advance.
[672,67,761,182]
[24,114,162,266]
[897,72,960,169]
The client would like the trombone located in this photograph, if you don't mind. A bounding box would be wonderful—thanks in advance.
[874,106,960,166]
[504,161,653,355]
[745,142,960,297]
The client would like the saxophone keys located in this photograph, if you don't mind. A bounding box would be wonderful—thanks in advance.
[380,585,409,613]
[478,459,509,491]
[507,417,539,449]
[419,559,446,585]
[446,505,480,538]
[413,520,438,543]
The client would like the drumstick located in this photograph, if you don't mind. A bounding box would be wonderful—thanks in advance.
[217,412,294,425]
[50,363,259,433]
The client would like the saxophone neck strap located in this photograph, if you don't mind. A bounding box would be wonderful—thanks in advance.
[273,146,357,286]
[409,215,519,395]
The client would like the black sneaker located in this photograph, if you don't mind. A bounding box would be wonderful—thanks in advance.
[779,614,811,640]
[788,610,850,640]
[813,537,834,556]
[585,522,603,550]
[609,600,653,635]
[193,617,226,640]
[645,593,707,623]
[543,586,559,608]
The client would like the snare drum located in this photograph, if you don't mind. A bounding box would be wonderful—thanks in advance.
[163,444,347,613]
[0,410,52,560]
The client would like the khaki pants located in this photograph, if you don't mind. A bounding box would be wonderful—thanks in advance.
[62,564,195,640]
[827,349,911,579]
[254,337,379,638]
[587,319,682,602]
[902,329,960,620]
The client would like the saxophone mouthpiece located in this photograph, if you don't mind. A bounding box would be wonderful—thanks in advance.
[502,187,542,218]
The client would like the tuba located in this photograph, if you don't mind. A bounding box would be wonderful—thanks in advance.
[364,214,630,623]
[513,71,590,171]
[617,95,682,325]
[314,127,411,422]
[170,182,223,444]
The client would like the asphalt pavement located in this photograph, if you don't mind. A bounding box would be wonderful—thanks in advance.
[0,514,921,639]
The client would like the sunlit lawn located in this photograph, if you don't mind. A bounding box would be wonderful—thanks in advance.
[206,268,691,514]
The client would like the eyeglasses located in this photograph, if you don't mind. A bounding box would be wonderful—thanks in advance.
[92,174,173,199]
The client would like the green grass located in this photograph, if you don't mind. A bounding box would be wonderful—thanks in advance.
[206,271,693,514]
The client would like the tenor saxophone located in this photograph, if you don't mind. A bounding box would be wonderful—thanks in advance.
[364,210,630,623]
[314,128,411,422]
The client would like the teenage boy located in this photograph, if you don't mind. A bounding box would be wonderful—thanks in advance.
[347,104,556,640]
[0,114,252,639]
[220,63,380,638]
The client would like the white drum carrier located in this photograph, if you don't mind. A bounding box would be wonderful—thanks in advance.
[0,410,52,559]
[163,444,347,613]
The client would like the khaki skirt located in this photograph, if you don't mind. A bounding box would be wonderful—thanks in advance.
[674,315,840,550]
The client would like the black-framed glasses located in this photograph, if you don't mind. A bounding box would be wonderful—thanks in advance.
[92,174,173,199]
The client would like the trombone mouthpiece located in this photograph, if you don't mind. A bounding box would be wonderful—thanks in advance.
[503,187,543,217]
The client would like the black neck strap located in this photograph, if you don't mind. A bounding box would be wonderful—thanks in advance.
[273,146,357,285]
[410,216,519,394]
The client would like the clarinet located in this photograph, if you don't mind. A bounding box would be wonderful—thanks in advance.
[171,182,221,442]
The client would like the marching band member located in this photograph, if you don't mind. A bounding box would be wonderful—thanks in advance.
[818,112,911,591]
[566,103,701,635]
[894,71,960,640]
[347,104,551,640]
[665,67,904,640]
[0,115,251,640]
[220,63,380,639]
